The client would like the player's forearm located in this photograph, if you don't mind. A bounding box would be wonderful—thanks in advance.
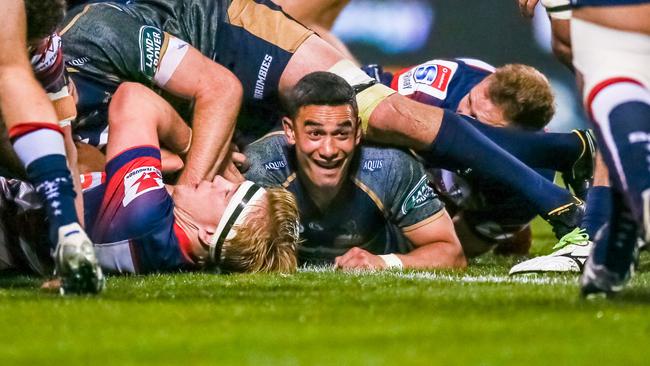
[397,241,467,269]
[177,81,242,185]
[366,94,443,150]
[0,66,58,126]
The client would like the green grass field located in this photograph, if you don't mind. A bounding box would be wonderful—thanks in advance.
[1,218,649,365]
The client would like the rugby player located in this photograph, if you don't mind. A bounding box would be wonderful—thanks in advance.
[363,59,596,257]
[0,0,103,294]
[364,59,595,198]
[60,0,584,240]
[521,0,650,296]
[245,72,466,270]
[80,82,299,274]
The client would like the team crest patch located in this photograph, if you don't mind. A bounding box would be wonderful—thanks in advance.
[401,175,436,214]
[139,26,164,81]
[122,166,164,207]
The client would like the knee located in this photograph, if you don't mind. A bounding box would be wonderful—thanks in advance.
[108,82,162,128]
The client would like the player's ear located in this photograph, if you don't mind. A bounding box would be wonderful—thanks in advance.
[282,116,296,145]
[354,116,362,145]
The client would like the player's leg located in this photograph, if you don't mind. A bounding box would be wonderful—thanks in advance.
[282,35,582,238]
[0,0,103,294]
[571,8,650,295]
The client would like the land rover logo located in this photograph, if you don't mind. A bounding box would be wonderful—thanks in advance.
[401,175,435,214]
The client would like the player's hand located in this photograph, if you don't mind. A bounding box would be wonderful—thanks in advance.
[517,0,539,18]
[334,247,386,270]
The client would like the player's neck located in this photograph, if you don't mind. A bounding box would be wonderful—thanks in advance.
[173,206,210,264]
[300,175,345,211]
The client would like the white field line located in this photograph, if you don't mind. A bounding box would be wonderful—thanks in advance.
[299,266,576,285]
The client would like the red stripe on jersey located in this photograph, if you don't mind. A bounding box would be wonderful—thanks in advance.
[173,223,195,264]
[586,77,642,121]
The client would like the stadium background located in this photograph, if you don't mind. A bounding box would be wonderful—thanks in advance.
[332,0,587,132]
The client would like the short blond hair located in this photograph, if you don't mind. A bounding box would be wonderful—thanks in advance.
[488,64,555,130]
[219,187,300,273]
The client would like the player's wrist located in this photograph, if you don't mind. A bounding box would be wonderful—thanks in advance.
[378,253,403,270]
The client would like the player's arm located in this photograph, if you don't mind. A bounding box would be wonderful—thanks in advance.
[156,42,243,185]
[0,0,59,127]
[398,209,466,269]
[334,209,466,270]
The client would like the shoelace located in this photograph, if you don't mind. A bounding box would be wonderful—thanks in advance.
[552,227,590,250]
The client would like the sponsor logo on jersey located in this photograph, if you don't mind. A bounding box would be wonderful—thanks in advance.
[414,63,452,92]
[401,175,436,214]
[254,54,273,99]
[139,26,164,81]
[122,166,164,207]
[264,160,287,171]
[362,159,384,172]
[397,60,459,101]
[68,56,90,67]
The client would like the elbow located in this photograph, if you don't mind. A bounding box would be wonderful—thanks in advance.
[450,242,468,269]
[197,67,243,106]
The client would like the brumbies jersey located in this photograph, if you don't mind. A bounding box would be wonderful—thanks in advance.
[244,133,445,265]
[62,0,312,140]
[364,58,494,112]
[571,0,649,6]
[82,146,196,274]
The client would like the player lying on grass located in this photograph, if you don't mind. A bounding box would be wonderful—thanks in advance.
[0,0,104,294]
[245,72,466,270]
[60,0,584,240]
[72,82,299,274]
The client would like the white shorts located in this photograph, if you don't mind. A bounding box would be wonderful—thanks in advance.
[571,18,650,104]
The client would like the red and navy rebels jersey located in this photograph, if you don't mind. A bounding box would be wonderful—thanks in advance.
[364,58,494,112]
[82,146,195,274]
[571,0,649,6]
[31,33,68,95]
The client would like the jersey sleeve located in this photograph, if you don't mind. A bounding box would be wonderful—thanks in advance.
[243,133,293,187]
[61,4,188,88]
[383,149,445,231]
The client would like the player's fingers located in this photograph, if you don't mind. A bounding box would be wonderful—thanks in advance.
[232,152,250,172]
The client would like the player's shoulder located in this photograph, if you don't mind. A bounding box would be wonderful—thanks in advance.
[244,131,294,186]
[357,145,422,174]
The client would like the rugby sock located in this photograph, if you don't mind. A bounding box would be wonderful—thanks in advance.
[461,116,582,171]
[581,186,612,239]
[422,110,576,214]
[588,79,650,227]
[9,123,78,248]
[590,189,638,274]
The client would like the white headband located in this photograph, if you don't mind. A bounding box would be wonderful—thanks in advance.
[208,180,266,263]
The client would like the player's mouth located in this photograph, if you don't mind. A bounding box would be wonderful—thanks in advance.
[313,159,344,170]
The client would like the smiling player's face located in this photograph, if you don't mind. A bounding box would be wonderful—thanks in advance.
[284,104,361,192]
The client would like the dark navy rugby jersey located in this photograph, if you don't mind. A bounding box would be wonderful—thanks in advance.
[365,58,495,112]
[244,133,445,265]
[61,0,312,141]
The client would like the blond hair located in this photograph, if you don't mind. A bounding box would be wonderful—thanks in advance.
[488,64,555,130]
[219,187,300,273]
